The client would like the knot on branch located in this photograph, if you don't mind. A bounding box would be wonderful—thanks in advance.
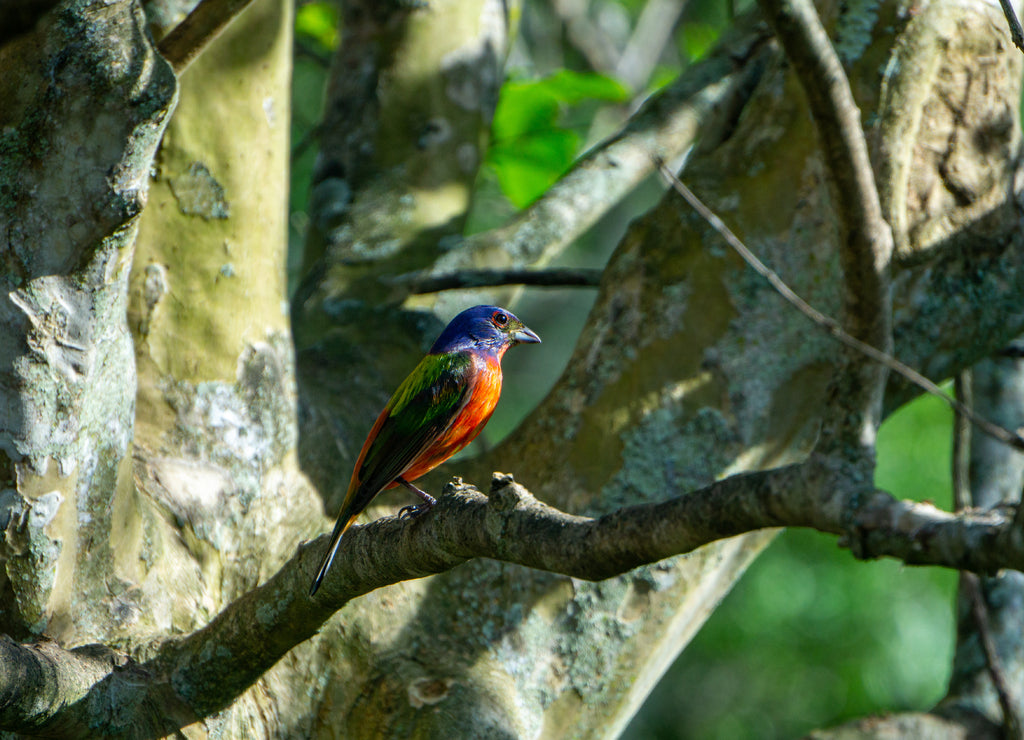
[442,477,466,496]
[407,676,454,708]
[843,490,916,561]
[488,473,532,512]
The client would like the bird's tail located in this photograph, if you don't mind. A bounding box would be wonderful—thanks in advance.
[309,514,356,596]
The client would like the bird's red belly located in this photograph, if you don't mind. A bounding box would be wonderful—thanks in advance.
[401,362,502,483]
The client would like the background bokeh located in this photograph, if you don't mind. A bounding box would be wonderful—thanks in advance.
[290,2,960,735]
[623,392,957,738]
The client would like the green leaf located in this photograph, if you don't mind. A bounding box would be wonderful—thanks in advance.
[529,69,630,105]
[681,23,722,62]
[490,82,562,143]
[488,129,580,208]
[295,2,339,52]
[487,70,628,207]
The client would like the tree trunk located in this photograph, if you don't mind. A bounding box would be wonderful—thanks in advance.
[0,0,1022,736]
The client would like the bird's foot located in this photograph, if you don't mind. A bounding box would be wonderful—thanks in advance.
[398,503,433,520]
[397,477,437,506]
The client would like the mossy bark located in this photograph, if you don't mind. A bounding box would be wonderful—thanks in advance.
[0,0,1022,737]
[293,0,1023,736]
[0,0,176,645]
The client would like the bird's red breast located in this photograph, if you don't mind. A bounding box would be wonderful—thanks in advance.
[399,353,503,482]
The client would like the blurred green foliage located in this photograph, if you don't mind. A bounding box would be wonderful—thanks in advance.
[288,4,331,294]
[294,1,338,54]
[487,70,630,207]
[624,390,958,739]
[680,22,723,62]
[288,4,962,738]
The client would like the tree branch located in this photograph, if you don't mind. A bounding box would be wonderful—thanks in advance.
[424,17,773,277]
[157,0,256,74]
[0,637,143,736]
[757,0,892,322]
[961,572,1023,737]
[943,343,1024,732]
[7,466,1024,734]
[948,375,1019,733]
[756,0,894,450]
[998,0,1024,53]
[953,371,973,511]
[951,372,1021,738]
[388,267,603,294]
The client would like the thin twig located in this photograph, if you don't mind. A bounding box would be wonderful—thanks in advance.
[158,0,256,74]
[953,373,1024,737]
[962,572,1024,737]
[953,371,973,511]
[998,0,1024,53]
[389,268,603,294]
[656,162,1024,453]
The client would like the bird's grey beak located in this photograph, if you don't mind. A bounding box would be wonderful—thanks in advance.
[513,326,541,344]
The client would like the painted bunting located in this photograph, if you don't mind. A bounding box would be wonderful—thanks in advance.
[309,305,541,596]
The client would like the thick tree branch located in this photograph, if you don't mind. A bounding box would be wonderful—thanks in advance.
[424,17,773,277]
[7,467,1024,735]
[0,637,137,737]
[757,0,894,451]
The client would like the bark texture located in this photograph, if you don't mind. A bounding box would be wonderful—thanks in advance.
[0,0,176,645]
[0,0,1022,737]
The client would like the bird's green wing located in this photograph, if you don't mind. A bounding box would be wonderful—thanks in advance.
[350,351,474,507]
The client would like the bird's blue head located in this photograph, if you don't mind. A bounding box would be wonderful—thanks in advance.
[430,305,541,356]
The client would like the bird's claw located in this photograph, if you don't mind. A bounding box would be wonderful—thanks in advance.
[399,503,432,520]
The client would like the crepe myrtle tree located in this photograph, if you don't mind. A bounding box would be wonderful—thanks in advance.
[1,0,1024,737]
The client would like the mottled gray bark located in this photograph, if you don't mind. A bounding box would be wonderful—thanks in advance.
[0,0,176,645]
[1,0,1023,737]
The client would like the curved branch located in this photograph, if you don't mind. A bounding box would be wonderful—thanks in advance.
[757,0,893,317]
[5,467,1024,735]
[426,17,774,275]
[757,0,895,454]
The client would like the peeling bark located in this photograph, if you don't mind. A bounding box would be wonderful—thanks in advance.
[1,0,1023,736]
[0,0,176,644]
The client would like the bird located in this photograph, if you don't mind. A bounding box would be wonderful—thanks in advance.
[309,305,541,596]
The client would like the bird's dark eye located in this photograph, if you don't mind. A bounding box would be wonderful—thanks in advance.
[492,312,509,327]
